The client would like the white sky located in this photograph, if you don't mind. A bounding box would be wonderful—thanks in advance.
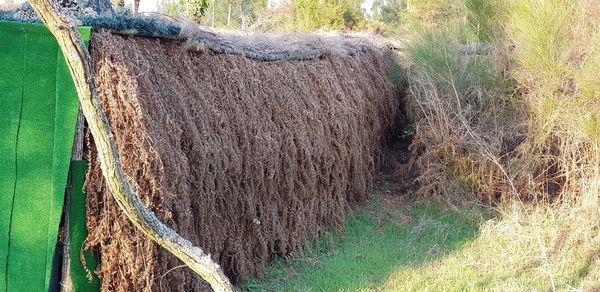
[0,0,159,11]
[0,0,24,4]
[361,0,374,17]
[0,0,374,16]
[137,0,158,12]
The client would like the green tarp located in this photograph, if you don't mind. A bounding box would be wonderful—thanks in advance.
[69,160,100,292]
[0,21,91,292]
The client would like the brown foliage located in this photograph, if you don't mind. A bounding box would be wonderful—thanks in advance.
[84,31,400,291]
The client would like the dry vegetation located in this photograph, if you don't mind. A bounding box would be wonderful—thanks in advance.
[51,0,599,289]
[81,0,600,288]
[405,0,600,203]
[396,0,600,289]
[84,31,400,290]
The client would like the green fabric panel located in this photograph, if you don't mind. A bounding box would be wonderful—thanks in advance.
[0,21,26,292]
[0,21,91,292]
[69,160,100,292]
[48,27,91,290]
[9,22,60,292]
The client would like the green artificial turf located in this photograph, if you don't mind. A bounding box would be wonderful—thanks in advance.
[0,21,90,292]
[0,20,25,292]
[69,160,100,292]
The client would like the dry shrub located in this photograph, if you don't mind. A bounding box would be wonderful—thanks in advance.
[177,20,395,61]
[400,33,523,203]
[506,0,600,205]
[401,2,600,286]
[85,31,400,291]
[404,0,600,206]
[246,1,298,32]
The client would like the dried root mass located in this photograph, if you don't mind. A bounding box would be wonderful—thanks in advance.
[85,31,401,291]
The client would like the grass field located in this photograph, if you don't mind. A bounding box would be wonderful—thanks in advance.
[240,184,491,291]
[240,181,600,291]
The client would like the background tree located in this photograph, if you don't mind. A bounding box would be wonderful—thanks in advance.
[159,0,263,27]
[371,0,406,32]
[205,0,265,28]
[158,0,209,22]
[186,0,209,21]
[295,0,365,30]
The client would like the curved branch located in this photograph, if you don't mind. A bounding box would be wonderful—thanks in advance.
[26,1,234,290]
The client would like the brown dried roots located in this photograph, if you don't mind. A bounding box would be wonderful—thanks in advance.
[85,31,401,291]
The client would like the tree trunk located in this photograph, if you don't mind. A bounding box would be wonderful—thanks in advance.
[59,109,85,292]
[211,0,215,28]
[227,0,231,27]
[239,1,244,30]
[26,0,234,291]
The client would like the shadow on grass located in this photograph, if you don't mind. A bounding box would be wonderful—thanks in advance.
[240,195,492,291]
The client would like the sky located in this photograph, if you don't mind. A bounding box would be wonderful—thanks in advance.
[362,0,374,16]
[0,0,374,16]
[1,0,25,5]
[0,0,159,12]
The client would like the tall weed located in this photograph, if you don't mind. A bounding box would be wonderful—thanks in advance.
[506,0,600,204]
[404,32,521,202]
[404,0,600,207]
[401,1,600,287]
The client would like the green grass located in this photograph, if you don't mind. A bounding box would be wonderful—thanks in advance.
[240,195,485,291]
[240,195,600,291]
[382,204,600,291]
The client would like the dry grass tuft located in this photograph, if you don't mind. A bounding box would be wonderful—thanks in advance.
[401,32,523,204]
[178,20,396,61]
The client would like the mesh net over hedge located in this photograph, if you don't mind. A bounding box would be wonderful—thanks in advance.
[85,30,401,291]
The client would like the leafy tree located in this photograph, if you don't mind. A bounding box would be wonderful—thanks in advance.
[158,0,209,22]
[186,0,209,21]
[159,0,367,31]
[159,0,266,28]
[295,0,365,30]
[372,0,406,28]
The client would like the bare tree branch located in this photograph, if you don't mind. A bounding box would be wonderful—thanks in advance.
[26,1,234,290]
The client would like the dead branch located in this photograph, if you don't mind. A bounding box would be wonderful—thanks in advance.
[26,0,233,290]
